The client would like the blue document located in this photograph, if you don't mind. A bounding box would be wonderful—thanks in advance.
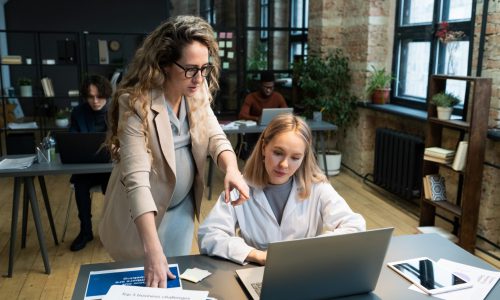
[84,264,181,299]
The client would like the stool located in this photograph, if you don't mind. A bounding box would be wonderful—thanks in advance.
[61,184,101,242]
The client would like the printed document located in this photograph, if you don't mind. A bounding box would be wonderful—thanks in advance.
[0,155,36,169]
[103,285,208,300]
[84,265,181,300]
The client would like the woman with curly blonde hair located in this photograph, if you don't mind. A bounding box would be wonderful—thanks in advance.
[99,15,249,288]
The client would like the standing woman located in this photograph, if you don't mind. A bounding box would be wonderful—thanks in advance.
[99,16,249,288]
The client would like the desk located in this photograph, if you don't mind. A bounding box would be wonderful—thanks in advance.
[207,120,338,199]
[72,234,499,300]
[0,155,113,277]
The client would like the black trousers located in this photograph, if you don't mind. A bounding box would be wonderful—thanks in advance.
[70,173,111,234]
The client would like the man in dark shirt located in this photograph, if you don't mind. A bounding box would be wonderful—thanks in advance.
[238,71,288,159]
[69,75,112,251]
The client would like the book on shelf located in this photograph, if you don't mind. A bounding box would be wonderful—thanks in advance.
[423,155,453,164]
[424,147,455,159]
[422,177,431,200]
[452,141,468,171]
[1,55,22,64]
[425,174,447,201]
[98,39,109,64]
[40,77,55,97]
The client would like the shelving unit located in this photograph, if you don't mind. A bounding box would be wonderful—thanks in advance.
[419,74,492,253]
[0,30,145,155]
[0,30,83,154]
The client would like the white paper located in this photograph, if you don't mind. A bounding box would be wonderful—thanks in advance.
[227,51,234,59]
[103,285,208,300]
[0,155,36,169]
[226,41,233,48]
[408,259,500,300]
[7,121,38,129]
[180,268,211,283]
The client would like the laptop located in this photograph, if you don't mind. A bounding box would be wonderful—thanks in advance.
[236,227,394,300]
[259,108,294,126]
[55,132,110,164]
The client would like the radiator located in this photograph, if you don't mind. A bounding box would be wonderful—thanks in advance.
[373,128,424,199]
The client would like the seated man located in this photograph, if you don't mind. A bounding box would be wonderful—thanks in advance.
[69,74,112,251]
[238,71,287,159]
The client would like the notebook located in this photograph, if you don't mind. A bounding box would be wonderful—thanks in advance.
[55,132,110,164]
[236,227,394,300]
[259,108,294,126]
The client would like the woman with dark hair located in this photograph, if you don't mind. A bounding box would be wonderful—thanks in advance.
[99,16,249,287]
[69,74,112,251]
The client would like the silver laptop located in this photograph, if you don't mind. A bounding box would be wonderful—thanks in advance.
[259,108,294,126]
[236,227,393,300]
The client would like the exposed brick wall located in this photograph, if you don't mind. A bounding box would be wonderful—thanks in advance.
[310,0,500,250]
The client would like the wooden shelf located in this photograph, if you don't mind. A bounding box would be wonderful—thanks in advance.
[422,198,462,218]
[419,75,492,253]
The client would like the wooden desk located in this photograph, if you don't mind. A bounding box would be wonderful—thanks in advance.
[0,155,113,277]
[72,234,499,300]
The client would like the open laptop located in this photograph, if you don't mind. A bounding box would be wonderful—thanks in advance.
[236,227,393,300]
[259,108,294,126]
[55,132,110,164]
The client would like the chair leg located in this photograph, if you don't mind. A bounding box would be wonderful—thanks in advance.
[61,188,74,242]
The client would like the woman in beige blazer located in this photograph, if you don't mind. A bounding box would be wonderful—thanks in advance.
[99,16,249,288]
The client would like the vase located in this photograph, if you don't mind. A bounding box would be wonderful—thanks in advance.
[371,88,390,104]
[436,107,453,120]
[19,85,32,97]
[317,150,341,176]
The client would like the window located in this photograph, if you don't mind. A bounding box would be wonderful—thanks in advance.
[290,0,308,64]
[260,0,269,39]
[392,0,475,109]
[200,0,216,24]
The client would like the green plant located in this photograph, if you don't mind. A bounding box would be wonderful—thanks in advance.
[18,77,32,86]
[55,107,71,119]
[431,92,460,107]
[293,49,358,129]
[365,65,393,97]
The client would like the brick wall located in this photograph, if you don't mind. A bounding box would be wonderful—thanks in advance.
[309,0,499,251]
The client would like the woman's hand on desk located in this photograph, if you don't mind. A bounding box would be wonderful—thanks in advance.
[246,249,267,265]
[136,212,176,287]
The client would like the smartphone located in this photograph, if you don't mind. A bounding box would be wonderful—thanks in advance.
[387,257,472,295]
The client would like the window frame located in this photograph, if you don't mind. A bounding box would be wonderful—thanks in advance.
[391,0,477,111]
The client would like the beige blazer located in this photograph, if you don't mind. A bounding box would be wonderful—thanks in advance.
[99,87,233,260]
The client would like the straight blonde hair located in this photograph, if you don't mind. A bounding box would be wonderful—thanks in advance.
[243,114,327,199]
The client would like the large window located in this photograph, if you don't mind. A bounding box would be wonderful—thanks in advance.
[392,0,475,109]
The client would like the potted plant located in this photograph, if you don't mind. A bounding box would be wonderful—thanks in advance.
[55,108,71,127]
[366,65,393,104]
[293,49,358,175]
[430,92,460,120]
[18,77,33,97]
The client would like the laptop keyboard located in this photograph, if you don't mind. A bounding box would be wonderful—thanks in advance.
[251,282,262,295]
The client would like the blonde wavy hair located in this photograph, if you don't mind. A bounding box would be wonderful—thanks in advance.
[106,15,220,161]
[243,114,327,199]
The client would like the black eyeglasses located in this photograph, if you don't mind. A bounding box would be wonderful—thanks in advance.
[174,61,214,78]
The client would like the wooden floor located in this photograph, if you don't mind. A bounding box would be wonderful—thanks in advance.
[0,166,497,299]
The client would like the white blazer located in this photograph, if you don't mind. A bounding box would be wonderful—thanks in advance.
[198,178,366,264]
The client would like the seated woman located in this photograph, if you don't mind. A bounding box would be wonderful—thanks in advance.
[198,114,366,265]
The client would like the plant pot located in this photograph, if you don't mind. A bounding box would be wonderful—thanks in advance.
[436,106,453,120]
[317,150,341,176]
[312,111,322,122]
[19,85,33,97]
[55,118,69,128]
[371,88,390,104]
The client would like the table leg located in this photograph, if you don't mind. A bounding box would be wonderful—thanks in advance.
[25,177,51,274]
[38,176,58,245]
[21,183,29,248]
[319,132,329,177]
[7,177,22,277]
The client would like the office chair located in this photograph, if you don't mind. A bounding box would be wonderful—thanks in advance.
[61,183,101,242]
